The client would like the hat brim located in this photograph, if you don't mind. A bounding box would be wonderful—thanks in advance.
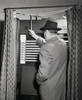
[40,27,62,31]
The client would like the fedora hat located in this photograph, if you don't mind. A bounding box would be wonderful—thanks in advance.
[40,20,61,31]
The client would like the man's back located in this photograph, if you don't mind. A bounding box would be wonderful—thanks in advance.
[37,35,67,100]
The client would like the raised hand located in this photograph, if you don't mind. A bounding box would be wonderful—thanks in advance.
[28,29,38,40]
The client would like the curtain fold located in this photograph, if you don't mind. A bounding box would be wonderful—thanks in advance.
[66,5,82,100]
[0,9,20,100]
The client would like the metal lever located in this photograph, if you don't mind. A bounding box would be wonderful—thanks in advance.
[30,15,32,30]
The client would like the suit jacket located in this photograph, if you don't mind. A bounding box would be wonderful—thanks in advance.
[36,35,67,100]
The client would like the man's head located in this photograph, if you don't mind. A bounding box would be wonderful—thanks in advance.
[42,30,57,41]
[40,20,62,41]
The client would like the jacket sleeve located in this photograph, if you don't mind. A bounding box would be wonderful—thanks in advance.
[36,45,53,84]
[36,36,46,47]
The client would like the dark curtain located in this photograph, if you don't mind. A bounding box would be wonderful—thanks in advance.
[66,5,82,100]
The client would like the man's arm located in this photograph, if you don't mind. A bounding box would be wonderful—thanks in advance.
[36,44,54,85]
[28,29,46,47]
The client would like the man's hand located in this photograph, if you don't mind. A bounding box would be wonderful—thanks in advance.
[28,29,35,37]
[28,29,38,40]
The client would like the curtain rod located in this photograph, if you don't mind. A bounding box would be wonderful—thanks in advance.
[4,5,76,10]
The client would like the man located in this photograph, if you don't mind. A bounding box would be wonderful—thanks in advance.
[28,20,67,100]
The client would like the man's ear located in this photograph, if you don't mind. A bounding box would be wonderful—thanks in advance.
[46,30,49,34]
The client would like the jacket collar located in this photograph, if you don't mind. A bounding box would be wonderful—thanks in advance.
[46,35,59,43]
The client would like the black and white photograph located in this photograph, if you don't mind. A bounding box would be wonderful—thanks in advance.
[0,0,82,100]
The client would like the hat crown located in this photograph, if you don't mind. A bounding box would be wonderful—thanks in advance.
[40,20,61,31]
[44,20,57,29]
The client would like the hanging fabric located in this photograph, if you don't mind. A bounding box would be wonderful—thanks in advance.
[0,9,20,100]
[66,5,82,100]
